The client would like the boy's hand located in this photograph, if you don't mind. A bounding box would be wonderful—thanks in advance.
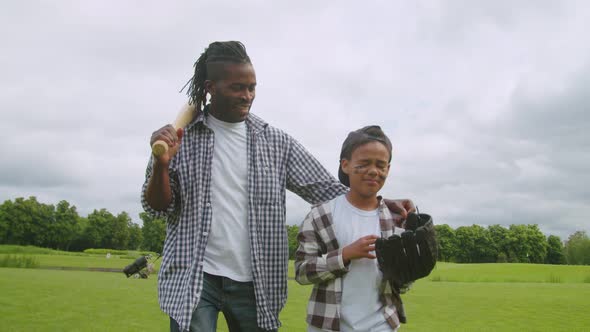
[342,235,379,264]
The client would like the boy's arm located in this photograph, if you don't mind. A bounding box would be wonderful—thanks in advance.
[294,209,349,285]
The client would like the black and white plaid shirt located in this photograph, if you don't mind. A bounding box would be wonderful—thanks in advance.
[141,109,347,331]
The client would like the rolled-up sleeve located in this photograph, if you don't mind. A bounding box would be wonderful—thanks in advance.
[140,156,180,219]
[295,208,348,285]
[285,136,347,204]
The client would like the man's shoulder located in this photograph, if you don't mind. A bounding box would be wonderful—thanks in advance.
[249,113,292,141]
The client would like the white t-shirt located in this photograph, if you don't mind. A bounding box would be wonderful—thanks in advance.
[202,114,252,282]
[309,194,396,332]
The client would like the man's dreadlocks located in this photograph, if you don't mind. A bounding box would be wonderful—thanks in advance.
[181,41,252,112]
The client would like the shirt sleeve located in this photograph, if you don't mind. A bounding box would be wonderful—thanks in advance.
[140,155,180,219]
[285,136,348,204]
[294,207,349,285]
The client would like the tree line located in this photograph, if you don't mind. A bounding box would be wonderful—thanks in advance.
[286,224,589,265]
[1,197,589,265]
[0,197,165,253]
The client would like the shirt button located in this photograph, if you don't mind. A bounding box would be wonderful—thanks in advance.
[203,232,209,236]
[206,202,211,207]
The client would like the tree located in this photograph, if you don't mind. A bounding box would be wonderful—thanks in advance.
[286,225,299,259]
[51,200,81,250]
[128,222,143,250]
[505,224,548,263]
[434,224,456,262]
[140,212,166,253]
[111,212,131,250]
[545,235,565,265]
[564,231,590,265]
[487,225,509,262]
[84,209,116,249]
[0,199,13,243]
[454,225,496,263]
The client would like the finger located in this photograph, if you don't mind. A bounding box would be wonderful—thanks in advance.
[162,130,178,146]
[365,238,377,245]
[176,128,184,141]
[152,134,173,147]
[365,253,376,259]
[403,199,417,214]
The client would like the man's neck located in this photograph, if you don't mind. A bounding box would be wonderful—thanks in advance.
[345,192,379,211]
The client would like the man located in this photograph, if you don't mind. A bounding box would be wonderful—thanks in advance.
[142,41,415,332]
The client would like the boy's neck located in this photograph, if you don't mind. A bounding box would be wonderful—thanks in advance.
[345,192,379,211]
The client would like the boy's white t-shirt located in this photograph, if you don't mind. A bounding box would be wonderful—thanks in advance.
[308,194,396,332]
[202,114,252,282]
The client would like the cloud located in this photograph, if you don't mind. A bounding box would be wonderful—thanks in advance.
[1,0,589,241]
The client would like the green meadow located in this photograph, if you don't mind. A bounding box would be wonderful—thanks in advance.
[1,247,589,331]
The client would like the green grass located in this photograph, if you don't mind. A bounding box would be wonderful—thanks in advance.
[0,255,39,268]
[0,268,168,331]
[0,245,86,256]
[401,280,590,331]
[2,250,590,331]
[1,268,589,331]
[4,254,163,270]
[429,262,590,283]
[0,245,162,271]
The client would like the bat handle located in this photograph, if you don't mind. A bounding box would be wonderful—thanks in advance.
[151,140,169,157]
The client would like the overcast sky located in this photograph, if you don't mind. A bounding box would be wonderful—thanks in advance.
[1,1,588,240]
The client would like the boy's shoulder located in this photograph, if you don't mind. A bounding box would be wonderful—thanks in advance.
[310,194,344,212]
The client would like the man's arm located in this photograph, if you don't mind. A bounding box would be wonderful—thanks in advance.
[285,137,347,204]
[141,125,183,217]
[285,135,416,218]
[145,159,174,211]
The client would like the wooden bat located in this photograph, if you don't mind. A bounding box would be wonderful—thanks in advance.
[151,103,196,157]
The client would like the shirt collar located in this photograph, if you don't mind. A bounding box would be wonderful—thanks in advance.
[185,104,268,134]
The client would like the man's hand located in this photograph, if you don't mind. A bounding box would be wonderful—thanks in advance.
[342,235,379,264]
[150,125,184,165]
[383,199,416,226]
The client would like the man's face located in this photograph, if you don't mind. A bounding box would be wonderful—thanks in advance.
[206,62,256,123]
[341,141,391,199]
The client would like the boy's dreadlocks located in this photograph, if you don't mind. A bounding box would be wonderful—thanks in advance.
[181,41,252,112]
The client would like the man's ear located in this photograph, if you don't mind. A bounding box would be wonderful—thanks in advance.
[204,80,215,95]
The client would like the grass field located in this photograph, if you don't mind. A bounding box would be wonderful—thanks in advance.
[1,248,589,331]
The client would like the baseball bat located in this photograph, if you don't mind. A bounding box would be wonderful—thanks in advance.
[151,103,196,157]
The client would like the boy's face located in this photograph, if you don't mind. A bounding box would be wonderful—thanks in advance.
[341,141,391,198]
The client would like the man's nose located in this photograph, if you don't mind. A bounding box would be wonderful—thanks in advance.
[241,91,254,102]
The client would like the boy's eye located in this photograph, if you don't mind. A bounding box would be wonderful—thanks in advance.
[352,163,388,174]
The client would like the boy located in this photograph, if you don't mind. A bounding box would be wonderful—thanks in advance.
[295,125,406,332]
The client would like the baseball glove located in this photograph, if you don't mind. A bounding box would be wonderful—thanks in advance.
[376,212,438,291]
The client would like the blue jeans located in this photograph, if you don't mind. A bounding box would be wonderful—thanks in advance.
[170,272,275,332]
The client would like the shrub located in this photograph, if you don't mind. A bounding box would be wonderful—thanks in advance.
[0,255,39,268]
[546,274,562,283]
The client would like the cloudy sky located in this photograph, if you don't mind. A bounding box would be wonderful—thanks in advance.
[1,1,588,240]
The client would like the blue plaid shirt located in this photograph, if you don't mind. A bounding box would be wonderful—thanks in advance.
[141,109,346,331]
